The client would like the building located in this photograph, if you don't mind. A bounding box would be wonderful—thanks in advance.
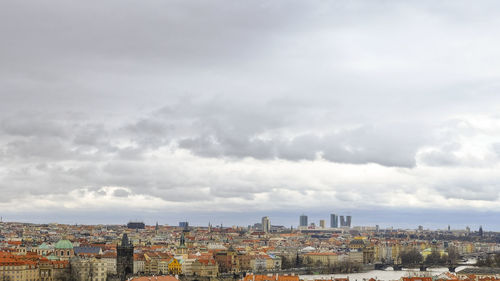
[299,215,308,227]
[168,258,182,275]
[101,252,117,275]
[242,274,299,281]
[330,214,338,228]
[0,253,38,281]
[54,239,74,260]
[262,216,271,233]
[127,222,145,229]
[131,276,180,281]
[182,257,218,277]
[303,252,338,266]
[340,216,346,227]
[133,254,145,274]
[70,256,106,281]
[117,234,134,281]
[319,220,325,228]
[179,221,189,229]
[346,216,352,228]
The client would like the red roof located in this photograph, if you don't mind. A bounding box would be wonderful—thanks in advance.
[131,276,180,281]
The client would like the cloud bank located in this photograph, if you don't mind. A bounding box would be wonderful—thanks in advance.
[1,0,500,227]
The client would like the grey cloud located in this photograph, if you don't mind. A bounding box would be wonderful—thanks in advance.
[112,189,131,198]
[2,0,500,222]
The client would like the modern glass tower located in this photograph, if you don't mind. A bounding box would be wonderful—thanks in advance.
[299,214,308,227]
[330,214,338,228]
[340,216,346,227]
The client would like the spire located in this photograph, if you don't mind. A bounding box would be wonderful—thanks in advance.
[180,232,185,247]
[121,233,130,246]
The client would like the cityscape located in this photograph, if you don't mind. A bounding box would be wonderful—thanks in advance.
[1,215,499,281]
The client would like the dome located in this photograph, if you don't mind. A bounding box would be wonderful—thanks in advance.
[39,242,51,250]
[55,239,73,249]
[47,254,59,260]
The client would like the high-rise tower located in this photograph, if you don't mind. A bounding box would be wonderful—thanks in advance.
[330,214,338,228]
[261,216,271,233]
[299,215,308,227]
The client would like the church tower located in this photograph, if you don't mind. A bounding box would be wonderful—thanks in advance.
[117,234,134,281]
[176,231,188,256]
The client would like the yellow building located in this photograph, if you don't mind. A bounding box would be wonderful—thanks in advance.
[168,258,182,275]
[421,248,446,259]
[303,252,338,266]
[0,260,38,281]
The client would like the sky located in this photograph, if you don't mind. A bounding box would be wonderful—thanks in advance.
[1,0,500,229]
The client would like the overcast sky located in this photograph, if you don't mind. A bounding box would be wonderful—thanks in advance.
[2,0,500,229]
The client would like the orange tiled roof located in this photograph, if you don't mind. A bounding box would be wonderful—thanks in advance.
[243,274,300,281]
[131,276,180,281]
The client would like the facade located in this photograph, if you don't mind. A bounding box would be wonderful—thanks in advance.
[131,276,180,281]
[133,254,145,274]
[117,234,134,281]
[340,216,346,227]
[167,258,182,275]
[299,215,308,227]
[101,252,117,275]
[0,258,38,281]
[242,274,299,281]
[214,249,239,273]
[330,214,338,228]
[304,252,338,266]
[39,259,71,281]
[127,222,145,229]
[182,258,218,277]
[70,256,107,281]
[319,220,325,228]
[262,217,271,233]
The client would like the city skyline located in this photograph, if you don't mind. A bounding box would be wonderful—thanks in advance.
[2,1,500,228]
[0,210,495,232]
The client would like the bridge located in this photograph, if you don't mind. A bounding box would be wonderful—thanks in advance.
[374,262,470,272]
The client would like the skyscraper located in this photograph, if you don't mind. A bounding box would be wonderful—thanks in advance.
[299,215,308,227]
[346,215,352,227]
[340,216,346,227]
[320,220,325,228]
[330,214,338,228]
[261,216,271,233]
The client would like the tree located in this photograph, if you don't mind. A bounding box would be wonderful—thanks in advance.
[447,246,459,264]
[425,249,442,266]
[280,256,292,269]
[399,248,423,265]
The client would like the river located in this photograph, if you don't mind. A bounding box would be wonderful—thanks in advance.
[300,265,475,281]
